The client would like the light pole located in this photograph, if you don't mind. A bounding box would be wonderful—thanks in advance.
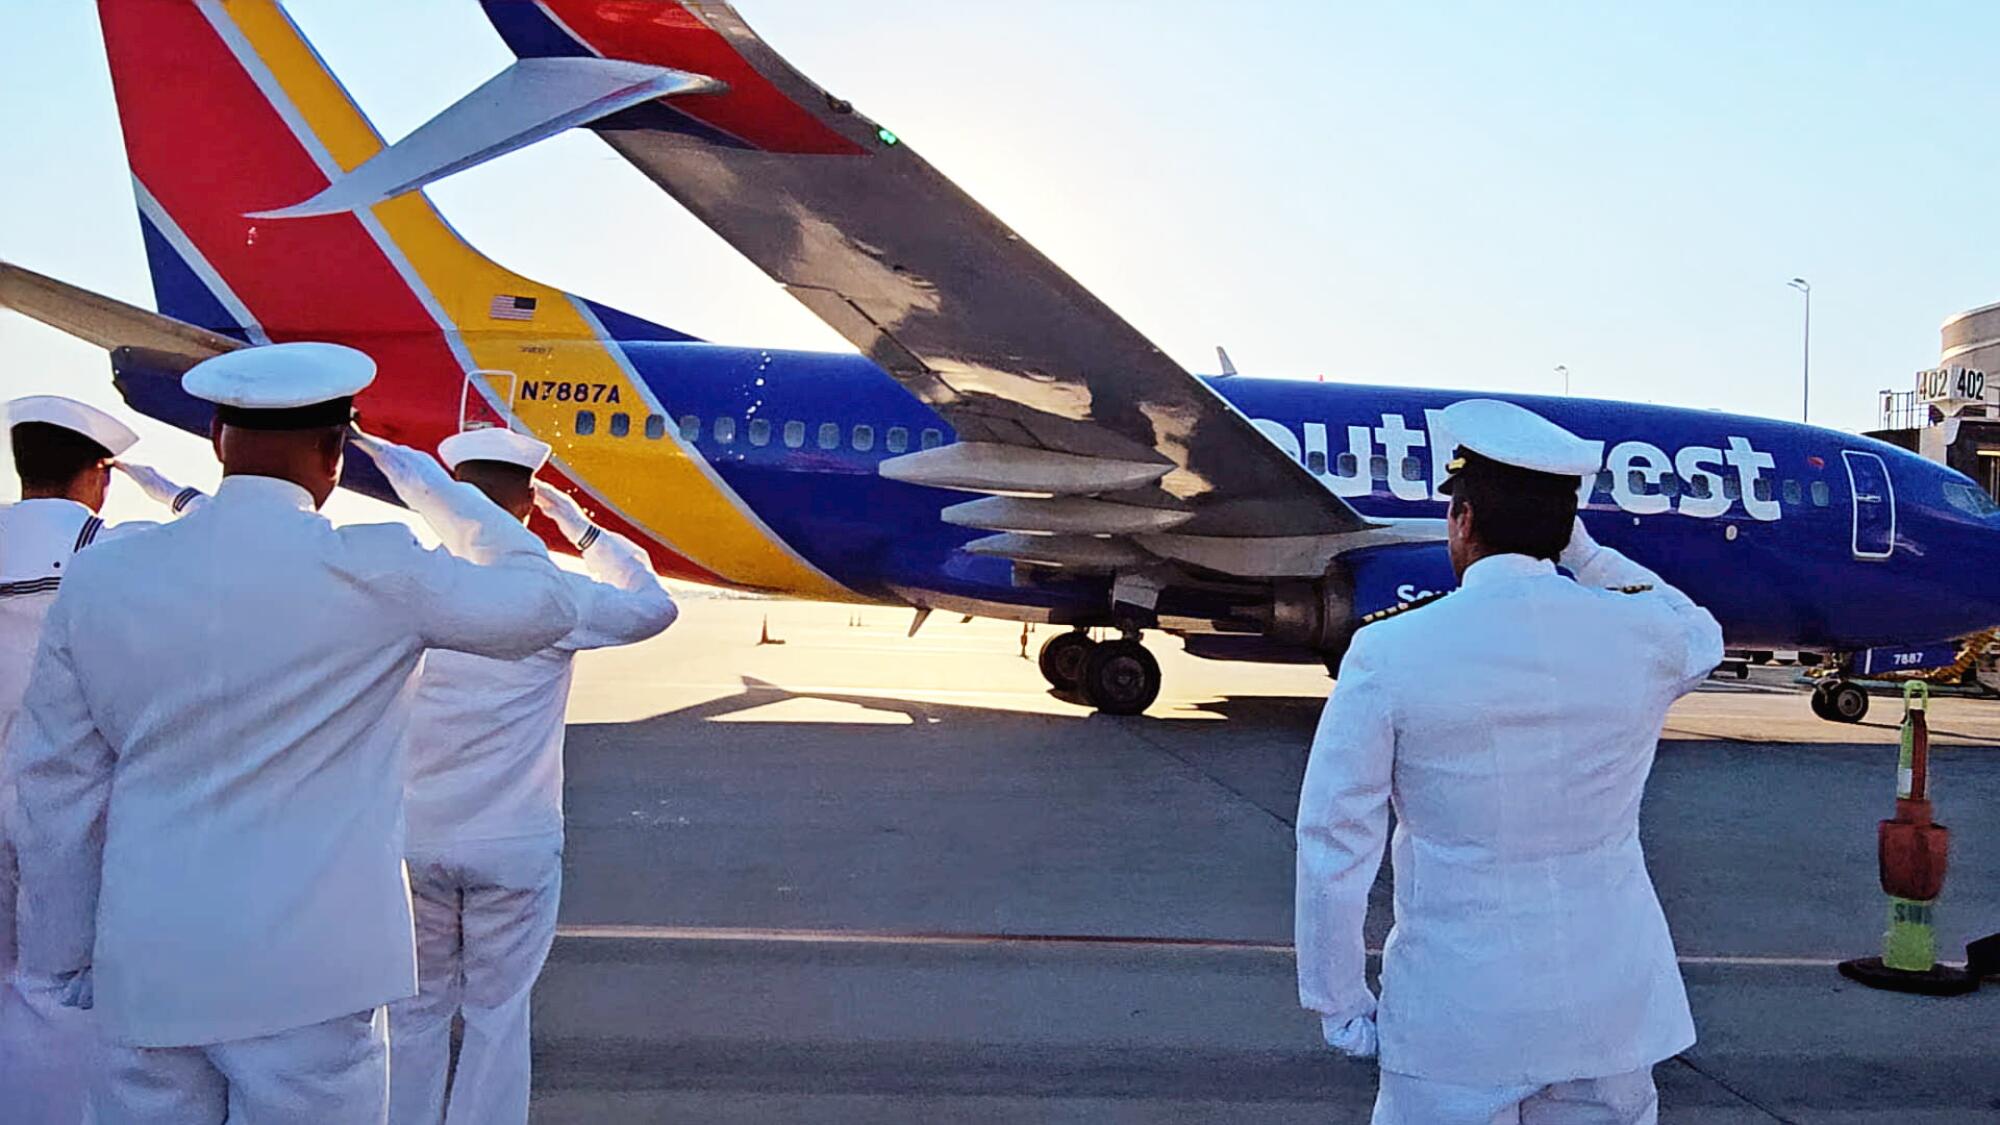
[1555,364,1569,396]
[1788,278,1811,422]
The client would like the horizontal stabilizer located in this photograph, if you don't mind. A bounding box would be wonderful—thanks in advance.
[941,496,1193,535]
[880,441,1170,497]
[247,58,724,219]
[0,261,241,362]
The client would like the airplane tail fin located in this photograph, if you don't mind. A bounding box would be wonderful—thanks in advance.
[96,0,696,352]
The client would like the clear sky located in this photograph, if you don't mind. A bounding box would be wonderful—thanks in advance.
[3,0,1998,525]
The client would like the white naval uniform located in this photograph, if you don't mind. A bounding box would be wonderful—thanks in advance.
[389,522,676,1125]
[9,475,578,1122]
[0,498,192,1122]
[1296,544,1723,1125]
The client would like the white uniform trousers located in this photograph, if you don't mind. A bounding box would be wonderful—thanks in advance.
[1,795,92,1123]
[389,834,562,1125]
[1374,1066,1658,1125]
[92,1006,389,1124]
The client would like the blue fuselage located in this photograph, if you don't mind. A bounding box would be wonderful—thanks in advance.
[599,329,2000,653]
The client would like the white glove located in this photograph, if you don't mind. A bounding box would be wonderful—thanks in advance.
[114,461,202,511]
[351,431,453,501]
[1322,1013,1377,1059]
[57,967,93,1010]
[1558,516,1602,575]
[533,481,597,547]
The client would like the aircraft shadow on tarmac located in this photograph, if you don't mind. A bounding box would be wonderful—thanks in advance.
[600,676,1328,734]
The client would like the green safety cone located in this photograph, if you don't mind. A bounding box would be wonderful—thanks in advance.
[1838,683,1977,996]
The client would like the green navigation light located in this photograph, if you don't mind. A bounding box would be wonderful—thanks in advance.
[877,127,900,146]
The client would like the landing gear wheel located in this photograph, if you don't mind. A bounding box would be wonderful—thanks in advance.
[1812,681,1869,723]
[1038,630,1097,693]
[1081,638,1161,715]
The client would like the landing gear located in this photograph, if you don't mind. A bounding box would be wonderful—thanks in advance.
[1081,637,1162,715]
[1038,630,1096,693]
[1811,680,1870,724]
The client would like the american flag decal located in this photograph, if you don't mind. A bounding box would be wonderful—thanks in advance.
[489,294,538,321]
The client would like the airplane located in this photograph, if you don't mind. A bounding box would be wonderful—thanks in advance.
[4,0,1997,722]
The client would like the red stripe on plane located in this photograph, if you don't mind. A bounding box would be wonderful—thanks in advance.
[538,0,866,156]
[99,2,723,583]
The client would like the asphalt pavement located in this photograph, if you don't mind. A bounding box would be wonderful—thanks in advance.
[526,596,2000,1123]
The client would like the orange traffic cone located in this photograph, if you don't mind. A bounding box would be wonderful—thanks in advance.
[1838,683,1977,995]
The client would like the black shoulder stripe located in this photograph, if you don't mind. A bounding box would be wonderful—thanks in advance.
[576,526,601,551]
[172,488,202,513]
[74,516,105,552]
[0,576,63,599]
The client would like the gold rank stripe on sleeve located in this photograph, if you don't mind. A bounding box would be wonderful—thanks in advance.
[1359,590,1449,626]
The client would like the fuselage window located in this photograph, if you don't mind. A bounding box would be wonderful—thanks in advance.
[784,421,806,448]
[1626,469,1650,495]
[1368,455,1388,482]
[1752,477,1772,503]
[1306,450,1328,474]
[1722,475,1742,501]
[679,415,701,442]
[921,428,944,450]
[818,422,840,450]
[1338,453,1360,477]
[1686,475,1713,500]
[749,418,772,447]
[886,426,910,454]
[644,414,666,440]
[1659,473,1680,498]
[1810,480,1831,507]
[575,410,596,436]
[714,417,737,445]
[1783,479,1803,506]
[853,424,875,452]
[1400,455,1424,482]
[609,412,630,438]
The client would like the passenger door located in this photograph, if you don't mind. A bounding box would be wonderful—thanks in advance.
[1842,450,1896,560]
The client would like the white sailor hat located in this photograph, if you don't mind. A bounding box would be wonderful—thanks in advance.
[437,428,552,473]
[1437,399,1601,493]
[5,395,140,457]
[182,342,375,430]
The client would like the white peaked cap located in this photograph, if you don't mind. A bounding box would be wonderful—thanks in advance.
[1438,399,1602,484]
[5,396,140,457]
[438,427,552,472]
[182,342,376,409]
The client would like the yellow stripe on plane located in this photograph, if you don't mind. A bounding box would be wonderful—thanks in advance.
[223,1,852,600]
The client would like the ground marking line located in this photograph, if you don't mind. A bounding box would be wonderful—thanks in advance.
[554,924,1889,967]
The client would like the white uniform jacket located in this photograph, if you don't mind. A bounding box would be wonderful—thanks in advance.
[1296,546,1724,1086]
[405,525,677,848]
[0,499,195,742]
[9,475,579,1047]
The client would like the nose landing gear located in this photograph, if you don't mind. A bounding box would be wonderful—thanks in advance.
[1036,628,1162,715]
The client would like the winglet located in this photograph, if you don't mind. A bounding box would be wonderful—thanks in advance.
[1216,346,1238,378]
[247,58,725,219]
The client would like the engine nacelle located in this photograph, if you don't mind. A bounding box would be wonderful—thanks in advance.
[1265,577,1356,653]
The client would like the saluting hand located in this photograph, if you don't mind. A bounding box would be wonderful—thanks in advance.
[113,461,196,509]
[351,430,452,496]
[532,480,595,546]
[1559,516,1602,574]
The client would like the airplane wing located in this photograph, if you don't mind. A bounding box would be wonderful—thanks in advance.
[0,260,241,365]
[481,1,1372,546]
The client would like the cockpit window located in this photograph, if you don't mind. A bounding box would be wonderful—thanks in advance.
[1943,480,2000,518]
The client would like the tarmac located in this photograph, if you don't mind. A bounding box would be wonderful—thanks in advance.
[529,592,2000,1123]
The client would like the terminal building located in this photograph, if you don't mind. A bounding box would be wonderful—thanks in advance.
[1872,301,2000,499]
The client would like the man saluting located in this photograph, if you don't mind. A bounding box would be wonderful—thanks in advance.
[1296,399,1724,1124]
[10,344,578,1121]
